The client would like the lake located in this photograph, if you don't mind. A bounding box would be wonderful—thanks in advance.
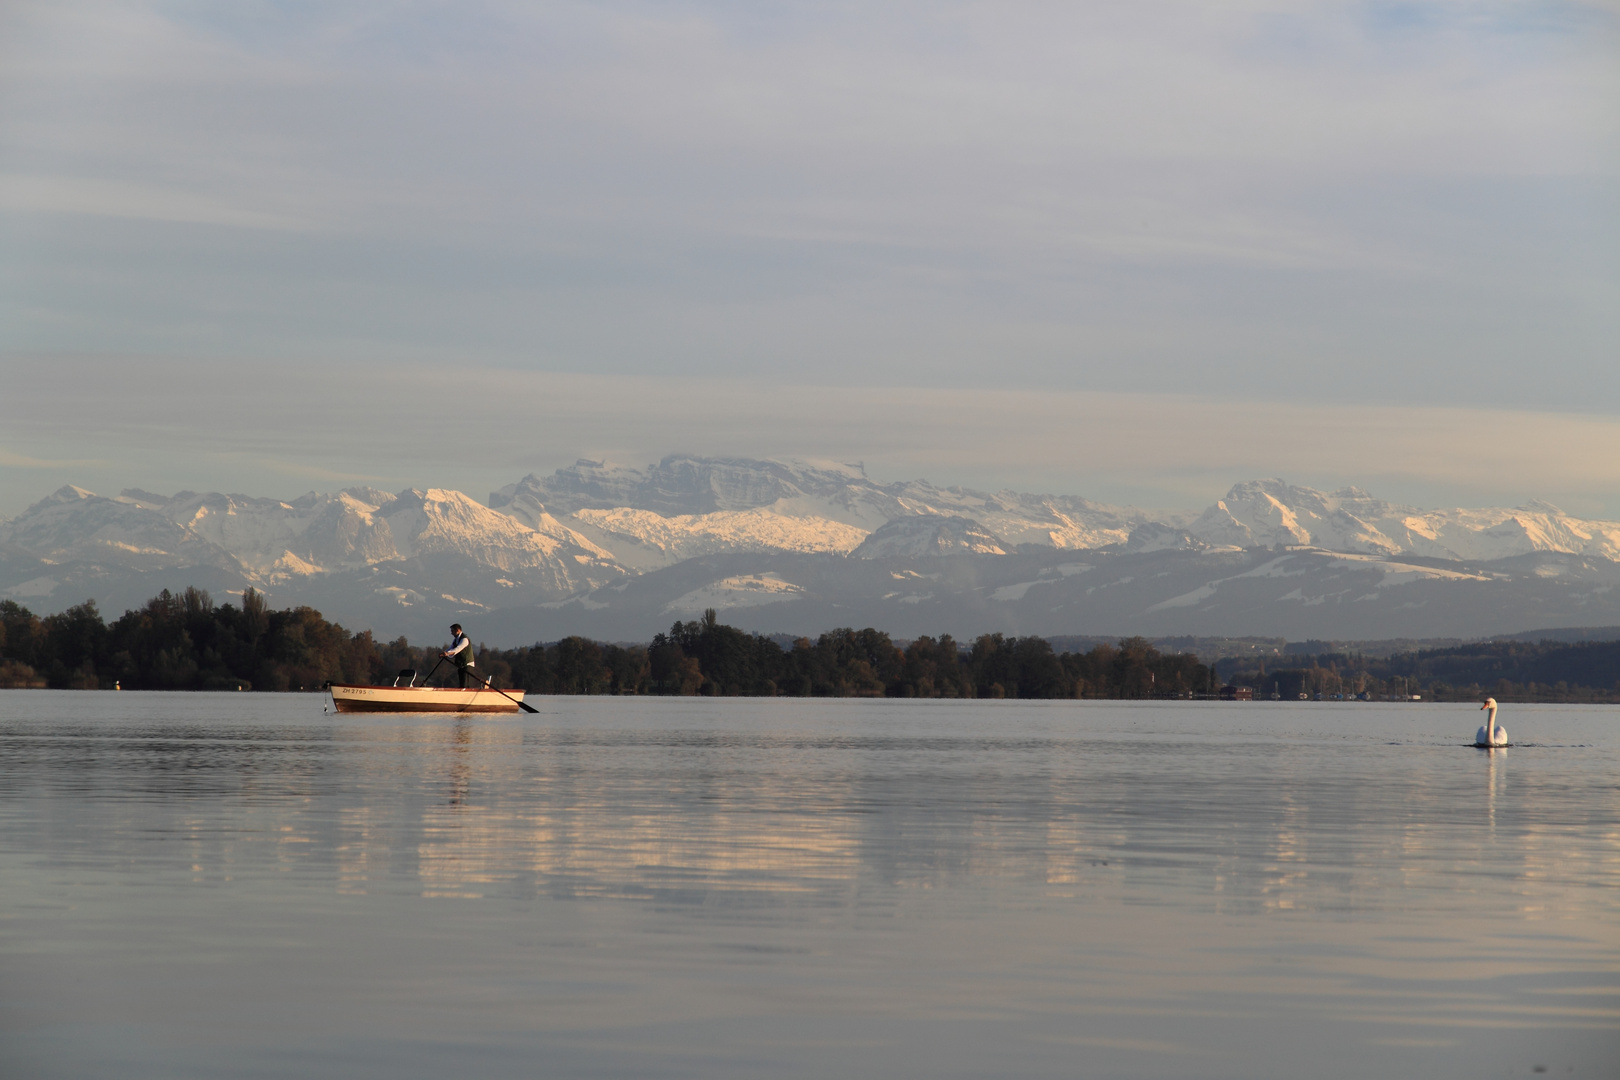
[1,693,1615,1078]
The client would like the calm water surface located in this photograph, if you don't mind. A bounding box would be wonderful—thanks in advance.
[1,694,1616,1078]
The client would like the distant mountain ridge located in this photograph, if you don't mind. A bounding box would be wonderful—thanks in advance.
[3,484,621,591]
[4,458,1620,642]
[490,456,1147,566]
[1188,478,1620,561]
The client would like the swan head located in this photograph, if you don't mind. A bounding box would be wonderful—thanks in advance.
[1480,697,1497,711]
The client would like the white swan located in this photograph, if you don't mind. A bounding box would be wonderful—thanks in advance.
[1476,697,1507,747]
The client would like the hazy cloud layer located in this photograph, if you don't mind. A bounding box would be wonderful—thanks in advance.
[1,2,1616,510]
[7,357,1620,519]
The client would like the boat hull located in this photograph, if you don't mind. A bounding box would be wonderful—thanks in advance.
[329,683,525,713]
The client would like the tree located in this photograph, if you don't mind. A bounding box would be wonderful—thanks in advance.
[43,601,107,688]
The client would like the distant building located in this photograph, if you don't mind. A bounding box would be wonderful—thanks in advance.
[1218,685,1254,701]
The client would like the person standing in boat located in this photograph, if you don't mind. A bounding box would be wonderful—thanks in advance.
[442,623,476,688]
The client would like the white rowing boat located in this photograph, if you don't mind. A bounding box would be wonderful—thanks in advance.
[328,683,525,713]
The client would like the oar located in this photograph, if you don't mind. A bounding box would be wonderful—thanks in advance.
[471,672,538,714]
[418,657,445,687]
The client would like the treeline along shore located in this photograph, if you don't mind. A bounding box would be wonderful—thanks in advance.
[1219,642,1620,705]
[0,588,1207,698]
[3,588,1619,702]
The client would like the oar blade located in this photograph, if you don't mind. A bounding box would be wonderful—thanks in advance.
[474,673,536,713]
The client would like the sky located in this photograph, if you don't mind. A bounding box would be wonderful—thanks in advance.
[1,0,1617,518]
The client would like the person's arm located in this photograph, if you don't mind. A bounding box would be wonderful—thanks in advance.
[444,636,470,657]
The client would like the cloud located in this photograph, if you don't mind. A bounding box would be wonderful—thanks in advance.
[4,356,1619,518]
[211,454,393,486]
[0,174,310,230]
[0,445,105,469]
[0,1,1615,498]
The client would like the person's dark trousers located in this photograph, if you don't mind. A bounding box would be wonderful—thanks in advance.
[456,660,473,688]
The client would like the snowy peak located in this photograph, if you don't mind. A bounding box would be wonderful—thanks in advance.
[1,487,215,567]
[650,455,871,513]
[491,456,901,567]
[107,487,403,575]
[20,485,99,517]
[490,460,644,518]
[1191,479,1400,554]
[0,482,629,600]
[1187,480,1620,561]
[566,506,868,572]
[1124,522,1209,553]
[377,488,619,580]
[490,455,1148,565]
[9,467,1620,632]
[853,515,1010,559]
[493,455,876,518]
[48,484,96,504]
[884,486,1143,549]
[299,492,399,567]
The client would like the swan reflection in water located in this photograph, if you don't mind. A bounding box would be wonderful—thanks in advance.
[1486,741,1503,836]
[1476,696,1508,747]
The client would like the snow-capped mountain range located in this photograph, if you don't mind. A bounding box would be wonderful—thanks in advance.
[487,457,1146,569]
[4,458,1619,642]
[1192,479,1620,562]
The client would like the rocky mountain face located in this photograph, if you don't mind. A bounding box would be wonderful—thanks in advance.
[4,461,1620,643]
[852,515,1011,559]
